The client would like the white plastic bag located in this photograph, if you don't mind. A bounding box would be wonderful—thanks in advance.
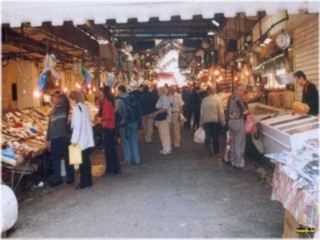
[194,127,205,143]
[180,113,187,124]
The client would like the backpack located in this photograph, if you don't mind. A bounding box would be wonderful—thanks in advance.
[118,94,143,126]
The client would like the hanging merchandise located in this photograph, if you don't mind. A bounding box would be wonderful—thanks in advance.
[44,54,61,80]
[125,44,133,53]
[73,62,82,75]
[133,53,139,60]
[37,71,47,92]
[105,73,117,86]
[81,65,92,87]
[202,40,210,49]
[37,54,60,92]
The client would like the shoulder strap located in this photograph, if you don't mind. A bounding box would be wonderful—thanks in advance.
[77,105,82,112]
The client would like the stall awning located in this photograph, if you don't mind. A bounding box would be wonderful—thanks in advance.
[2,1,319,27]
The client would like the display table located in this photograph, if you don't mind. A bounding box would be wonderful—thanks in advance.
[272,162,319,237]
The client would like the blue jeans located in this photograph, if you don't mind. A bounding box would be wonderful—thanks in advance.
[119,122,140,164]
[50,137,75,183]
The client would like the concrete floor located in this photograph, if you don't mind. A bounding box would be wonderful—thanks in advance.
[9,130,284,238]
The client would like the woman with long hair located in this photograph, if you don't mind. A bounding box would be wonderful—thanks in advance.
[69,91,95,190]
[101,86,121,175]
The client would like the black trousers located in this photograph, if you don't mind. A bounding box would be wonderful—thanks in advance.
[103,128,121,174]
[79,148,92,187]
[203,122,221,154]
[193,110,200,130]
[183,106,193,129]
[50,137,74,183]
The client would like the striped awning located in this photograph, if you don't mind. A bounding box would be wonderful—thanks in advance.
[2,1,319,27]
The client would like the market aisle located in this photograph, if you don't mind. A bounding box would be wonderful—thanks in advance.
[9,130,284,238]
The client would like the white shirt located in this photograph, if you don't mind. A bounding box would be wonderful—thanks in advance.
[156,95,172,123]
[71,103,95,150]
[168,92,184,112]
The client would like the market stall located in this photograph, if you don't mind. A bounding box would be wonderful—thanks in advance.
[266,138,319,238]
[1,102,98,191]
[250,109,319,155]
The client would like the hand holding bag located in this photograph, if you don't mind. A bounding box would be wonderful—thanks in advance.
[69,144,82,165]
[194,127,205,143]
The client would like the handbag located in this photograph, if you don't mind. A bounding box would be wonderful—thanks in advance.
[69,105,83,164]
[155,111,167,121]
[68,144,82,165]
[245,115,256,134]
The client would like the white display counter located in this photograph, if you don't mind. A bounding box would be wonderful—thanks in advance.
[252,113,319,154]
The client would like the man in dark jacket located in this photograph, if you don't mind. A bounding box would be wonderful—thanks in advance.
[294,71,319,116]
[182,86,193,129]
[140,85,158,143]
[46,91,74,187]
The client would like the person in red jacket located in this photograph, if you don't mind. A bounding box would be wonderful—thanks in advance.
[101,86,121,176]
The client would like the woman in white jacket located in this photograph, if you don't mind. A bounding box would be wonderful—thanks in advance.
[69,91,95,190]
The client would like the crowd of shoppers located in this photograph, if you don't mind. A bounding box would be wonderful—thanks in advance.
[46,80,266,190]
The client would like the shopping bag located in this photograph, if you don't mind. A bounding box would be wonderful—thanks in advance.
[245,115,256,134]
[180,113,187,123]
[194,127,205,143]
[68,144,82,165]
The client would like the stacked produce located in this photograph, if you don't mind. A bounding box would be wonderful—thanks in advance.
[2,108,50,165]
[249,103,284,115]
[2,102,98,166]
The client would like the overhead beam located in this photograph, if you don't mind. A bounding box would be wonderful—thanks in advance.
[84,20,112,40]
[41,21,99,56]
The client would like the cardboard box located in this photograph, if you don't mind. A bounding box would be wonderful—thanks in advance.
[283,210,300,238]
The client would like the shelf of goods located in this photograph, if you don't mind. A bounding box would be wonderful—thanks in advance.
[250,104,319,155]
[217,91,263,111]
[244,91,264,103]
[1,102,98,167]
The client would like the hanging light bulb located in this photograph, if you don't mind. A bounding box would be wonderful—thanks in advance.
[88,83,91,89]
[93,86,97,92]
[214,70,220,76]
[63,87,68,93]
[75,83,81,89]
[33,89,41,98]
